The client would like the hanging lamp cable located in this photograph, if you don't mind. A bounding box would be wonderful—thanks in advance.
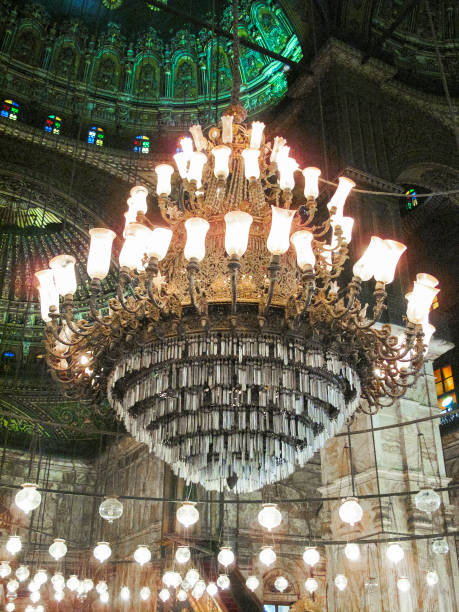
[231,0,241,106]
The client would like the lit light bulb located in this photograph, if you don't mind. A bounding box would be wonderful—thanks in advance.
[99,497,123,522]
[87,228,116,280]
[426,571,439,586]
[35,269,59,322]
[327,177,355,217]
[16,565,29,582]
[96,581,108,594]
[250,121,265,149]
[353,237,386,282]
[140,586,151,601]
[217,574,230,590]
[7,579,19,593]
[49,538,67,560]
[134,545,151,566]
[259,546,276,567]
[155,164,174,197]
[177,588,188,601]
[302,167,321,200]
[28,580,40,592]
[51,573,65,590]
[278,156,299,191]
[6,603,15,612]
[34,569,47,586]
[267,206,296,255]
[175,545,191,564]
[303,547,320,567]
[386,543,404,564]
[291,230,315,270]
[6,536,22,555]
[415,487,441,514]
[274,576,288,592]
[246,576,259,592]
[206,582,218,597]
[174,151,189,179]
[0,561,12,578]
[188,151,207,187]
[55,590,64,601]
[344,542,360,561]
[432,538,449,555]
[185,568,200,586]
[258,503,282,531]
[177,501,200,527]
[224,211,253,258]
[338,497,363,526]
[212,145,231,179]
[147,227,173,261]
[180,137,194,158]
[15,483,42,515]
[49,254,77,296]
[373,239,406,284]
[82,578,94,593]
[218,547,235,568]
[184,217,210,262]
[241,148,260,180]
[93,541,112,563]
[163,571,182,588]
[406,274,440,325]
[67,575,80,591]
[159,588,170,602]
[334,574,348,591]
[305,578,318,594]
[120,586,130,601]
[397,577,410,593]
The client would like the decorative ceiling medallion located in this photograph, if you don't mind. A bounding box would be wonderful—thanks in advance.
[102,0,123,10]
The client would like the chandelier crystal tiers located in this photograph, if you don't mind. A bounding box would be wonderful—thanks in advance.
[36,106,438,494]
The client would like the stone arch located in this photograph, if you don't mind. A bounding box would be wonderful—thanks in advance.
[172,53,198,100]
[133,56,160,99]
[12,26,42,66]
[51,39,81,80]
[252,1,290,52]
[238,27,267,84]
[207,42,232,97]
[263,565,301,605]
[92,51,122,92]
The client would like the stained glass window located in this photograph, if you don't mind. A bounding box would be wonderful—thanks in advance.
[88,126,104,146]
[1,99,19,120]
[44,114,61,135]
[134,135,150,154]
[434,365,456,409]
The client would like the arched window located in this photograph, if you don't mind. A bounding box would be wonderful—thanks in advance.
[134,135,150,154]
[1,99,19,120]
[44,114,61,135]
[88,126,104,146]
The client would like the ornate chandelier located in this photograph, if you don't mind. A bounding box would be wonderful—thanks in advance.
[35,3,438,495]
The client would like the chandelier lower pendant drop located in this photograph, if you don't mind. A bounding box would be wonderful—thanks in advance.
[36,106,436,494]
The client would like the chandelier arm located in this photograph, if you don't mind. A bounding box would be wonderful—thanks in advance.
[228,256,241,316]
[295,268,316,323]
[145,258,170,310]
[299,199,317,227]
[186,259,206,316]
[263,255,281,315]
[351,286,387,329]
[310,216,333,238]
[326,277,362,320]
[45,321,87,347]
[62,305,93,337]
[116,270,143,314]
[88,279,112,327]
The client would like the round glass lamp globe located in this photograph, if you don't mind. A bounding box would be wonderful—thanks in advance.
[94,542,112,563]
[51,573,65,590]
[181,579,192,591]
[100,591,109,604]
[386,543,404,564]
[6,603,15,612]
[305,578,318,594]
[25,607,34,612]
[96,580,108,594]
[259,546,276,567]
[28,581,39,593]
[191,585,204,600]
[177,589,188,601]
[432,538,449,555]
[258,503,282,531]
[6,536,22,555]
[49,538,67,560]
[415,488,441,514]
[0,562,12,578]
[186,568,200,586]
[36,606,44,612]
[34,569,47,586]
[207,582,218,597]
[55,591,64,602]
[246,576,259,592]
[344,542,360,562]
[120,586,130,601]
[30,591,40,603]
[334,574,348,591]
[7,579,19,593]
[67,575,80,591]
[397,577,410,593]
[217,574,230,590]
[303,547,320,567]
[426,571,439,586]
[134,545,151,565]
[159,588,170,602]
[218,546,235,567]
[274,576,288,592]
[82,578,94,593]
[99,496,123,523]
[175,545,191,564]
[163,570,182,588]
[176,502,199,528]
[339,497,363,526]
[194,579,206,595]
[140,586,151,601]
[16,566,29,582]
[15,484,41,515]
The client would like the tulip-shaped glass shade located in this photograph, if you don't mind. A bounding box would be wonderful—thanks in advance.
[352,236,385,281]
[129,185,148,214]
[174,151,189,178]
[146,227,173,261]
[373,239,406,284]
[35,269,59,322]
[212,145,231,179]
[51,572,65,590]
[120,586,130,601]
[302,167,321,200]
[87,228,116,280]
[188,152,207,186]
[180,137,194,158]
[246,576,259,591]
[15,483,41,514]
[332,216,354,246]
[415,273,439,288]
[406,276,439,324]
[242,148,260,180]
[327,177,355,217]
[250,121,265,149]
[267,206,296,255]
[291,230,315,270]
[49,254,77,296]
[49,539,67,560]
[119,223,150,269]
[224,211,253,258]
[67,575,80,591]
[278,156,299,191]
[190,125,207,151]
[422,322,435,351]
[221,114,233,143]
[270,136,287,163]
[184,217,209,262]
[155,164,174,196]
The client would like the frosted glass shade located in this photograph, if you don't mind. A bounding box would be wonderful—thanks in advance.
[327,177,355,217]
[177,588,188,601]
[66,575,80,591]
[267,206,296,255]
[6,536,21,555]
[373,239,406,284]
[303,547,320,567]
[35,269,59,322]
[134,545,151,565]
[339,497,363,526]
[334,574,348,591]
[93,542,111,563]
[176,546,191,564]
[302,167,321,200]
[212,145,231,179]
[119,223,150,269]
[250,121,265,149]
[159,588,170,602]
[51,573,65,590]
[184,217,209,262]
[0,562,11,578]
[82,578,93,593]
[99,496,123,522]
[15,483,41,514]
[224,211,253,257]
[432,537,449,554]
[217,574,230,589]
[163,571,182,588]
[177,502,199,527]
[16,565,29,582]
[174,151,189,178]
[386,543,404,564]
[406,275,439,324]
[257,503,282,530]
[415,273,439,288]
[415,487,441,513]
[155,164,174,196]
[30,591,40,603]
[96,581,108,594]
[397,577,410,592]
[259,546,276,566]
[305,578,318,593]
[206,582,218,596]
[217,547,235,567]
[49,539,67,560]
[188,152,207,186]
[352,236,385,281]
[422,322,435,350]
[270,136,286,163]
[278,156,299,191]
[274,576,288,592]
[49,254,77,296]
[344,542,360,561]
[246,576,259,591]
[291,230,315,270]
[129,185,148,213]
[332,216,354,246]
[5,603,15,612]
[140,586,151,601]
[426,571,438,586]
[186,568,200,586]
[34,569,47,585]
[242,148,260,180]
[7,579,18,592]
[100,591,109,603]
[190,125,207,151]
[221,114,233,143]
[147,227,173,261]
[87,228,116,280]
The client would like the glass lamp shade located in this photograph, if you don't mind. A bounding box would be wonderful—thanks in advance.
[175,545,191,564]
[134,545,151,565]
[406,275,440,324]
[259,546,276,567]
[49,254,77,296]
[155,164,174,196]
[206,582,218,597]
[140,586,151,601]
[177,589,188,601]
[246,576,259,592]
[34,570,47,586]
[217,574,230,590]
[188,151,207,186]
[96,581,108,594]
[119,223,150,269]
[339,497,363,526]
[159,588,170,602]
[221,114,233,144]
[432,538,449,555]
[270,136,287,163]
[147,227,173,261]
[267,206,296,255]
[93,541,112,563]
[30,591,40,603]
[217,547,235,567]
[305,578,318,594]
[415,487,441,513]
[15,483,41,514]
[181,580,192,591]
[302,167,321,200]
[174,151,189,179]
[258,503,282,531]
[334,574,348,591]
[190,125,207,152]
[278,156,299,191]
[291,230,315,270]
[120,586,130,601]
[100,591,109,604]
[426,571,439,586]
[185,568,200,586]
[327,177,355,217]
[180,137,194,158]
[6,603,15,612]
[163,571,182,588]
[212,145,231,179]
[129,185,149,214]
[224,211,253,258]
[184,217,210,262]
[386,543,404,564]
[303,547,320,567]
[274,576,288,592]
[67,575,80,591]
[49,538,67,560]
[193,580,206,596]
[352,236,385,281]
[6,536,22,555]
[51,573,65,590]
[0,562,12,578]
[373,239,406,284]
[415,273,439,288]
[82,578,94,593]
[241,148,260,180]
[332,216,354,246]
[35,270,59,322]
[192,585,204,600]
[87,228,116,280]
[344,542,360,561]
[397,577,410,593]
[28,581,39,592]
[250,121,265,149]
[7,579,19,593]
[99,496,123,522]
[422,322,436,352]
[16,565,29,582]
